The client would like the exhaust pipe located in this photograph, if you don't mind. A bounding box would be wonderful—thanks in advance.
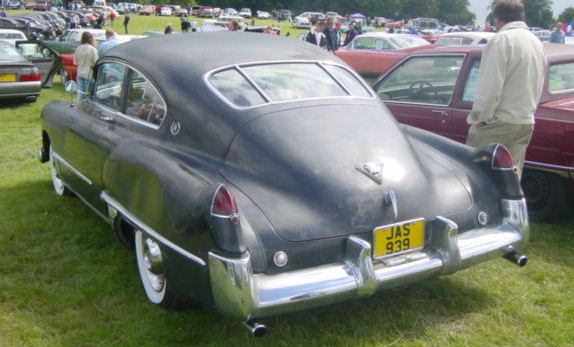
[503,251,528,267]
[244,321,267,337]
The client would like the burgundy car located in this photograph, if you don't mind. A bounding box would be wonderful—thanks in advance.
[373,44,574,222]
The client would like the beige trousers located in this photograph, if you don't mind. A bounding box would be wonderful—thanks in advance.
[466,121,534,178]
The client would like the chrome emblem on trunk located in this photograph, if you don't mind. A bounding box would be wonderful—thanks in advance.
[356,161,383,184]
[384,191,398,220]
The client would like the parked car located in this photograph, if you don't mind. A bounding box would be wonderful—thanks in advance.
[139,5,154,16]
[292,12,324,29]
[15,40,61,87]
[43,28,106,54]
[0,29,27,46]
[221,8,237,16]
[0,40,42,102]
[198,6,214,18]
[238,8,252,18]
[7,0,22,9]
[160,6,172,16]
[190,6,200,16]
[335,33,431,79]
[256,11,271,19]
[32,0,50,11]
[435,32,495,46]
[38,33,529,333]
[175,7,188,17]
[373,44,574,221]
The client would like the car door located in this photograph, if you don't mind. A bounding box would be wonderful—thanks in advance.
[374,54,466,138]
[62,62,129,214]
[15,40,60,87]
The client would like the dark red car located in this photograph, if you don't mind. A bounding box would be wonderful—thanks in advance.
[372,44,574,221]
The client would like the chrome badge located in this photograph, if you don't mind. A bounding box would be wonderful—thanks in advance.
[384,190,398,220]
[356,161,383,185]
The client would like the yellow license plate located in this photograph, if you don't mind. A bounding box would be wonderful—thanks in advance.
[373,218,425,258]
[0,73,16,82]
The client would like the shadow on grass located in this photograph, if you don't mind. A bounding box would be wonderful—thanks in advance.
[1,178,571,346]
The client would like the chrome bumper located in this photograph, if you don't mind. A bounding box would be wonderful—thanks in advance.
[209,199,529,321]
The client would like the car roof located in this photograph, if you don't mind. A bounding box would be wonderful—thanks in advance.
[0,29,26,35]
[354,32,423,39]
[437,32,495,39]
[108,32,336,76]
[408,43,574,63]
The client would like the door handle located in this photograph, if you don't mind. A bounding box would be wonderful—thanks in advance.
[431,110,449,117]
[99,115,115,122]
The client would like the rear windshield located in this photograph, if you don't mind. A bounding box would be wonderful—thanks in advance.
[548,62,574,93]
[0,44,21,57]
[208,62,372,108]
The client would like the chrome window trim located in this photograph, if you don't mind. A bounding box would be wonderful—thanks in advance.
[52,150,93,185]
[204,59,375,110]
[317,62,351,96]
[94,59,167,130]
[101,191,207,266]
[234,65,271,102]
[381,100,451,107]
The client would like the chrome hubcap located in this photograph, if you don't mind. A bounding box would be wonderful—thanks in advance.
[142,238,165,293]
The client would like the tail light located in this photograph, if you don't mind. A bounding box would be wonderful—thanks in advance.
[491,144,515,170]
[19,68,41,82]
[211,184,239,223]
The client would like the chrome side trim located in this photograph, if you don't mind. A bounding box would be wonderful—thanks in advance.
[101,191,207,266]
[525,161,573,177]
[209,198,529,321]
[51,151,93,185]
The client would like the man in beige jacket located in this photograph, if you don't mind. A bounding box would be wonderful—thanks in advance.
[466,0,546,178]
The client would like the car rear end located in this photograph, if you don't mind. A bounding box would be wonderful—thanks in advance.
[0,43,41,101]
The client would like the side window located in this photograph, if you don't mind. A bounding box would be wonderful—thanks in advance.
[69,32,80,42]
[94,63,127,111]
[463,60,480,102]
[352,37,375,50]
[375,55,464,105]
[548,62,574,93]
[125,70,166,126]
[375,39,393,50]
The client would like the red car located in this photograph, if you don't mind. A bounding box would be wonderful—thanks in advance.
[372,44,574,221]
[335,32,431,80]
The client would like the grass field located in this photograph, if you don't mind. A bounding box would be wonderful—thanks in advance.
[1,12,574,347]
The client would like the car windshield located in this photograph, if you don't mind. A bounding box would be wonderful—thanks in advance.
[548,62,574,94]
[0,44,21,58]
[209,62,372,107]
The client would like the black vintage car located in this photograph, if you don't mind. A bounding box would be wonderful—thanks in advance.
[39,33,529,336]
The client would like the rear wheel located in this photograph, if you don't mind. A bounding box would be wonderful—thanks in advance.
[135,230,182,309]
[522,169,571,222]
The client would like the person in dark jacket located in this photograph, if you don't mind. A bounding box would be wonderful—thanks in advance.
[343,21,358,46]
[123,13,130,34]
[305,20,326,48]
[323,17,340,52]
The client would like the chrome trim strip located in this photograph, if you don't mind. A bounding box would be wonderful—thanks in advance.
[380,100,450,107]
[51,151,93,185]
[101,191,207,266]
[525,161,573,172]
[67,185,111,223]
[203,59,375,110]
[209,198,528,321]
[317,62,351,96]
[235,65,271,102]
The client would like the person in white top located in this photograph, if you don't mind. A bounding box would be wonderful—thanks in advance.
[73,31,99,100]
[305,20,326,48]
[466,0,546,178]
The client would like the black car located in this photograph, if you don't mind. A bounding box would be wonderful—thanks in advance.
[39,33,529,335]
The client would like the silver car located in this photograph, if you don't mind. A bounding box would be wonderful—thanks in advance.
[0,41,42,102]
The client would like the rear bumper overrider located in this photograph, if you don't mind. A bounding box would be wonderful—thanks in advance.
[209,199,529,321]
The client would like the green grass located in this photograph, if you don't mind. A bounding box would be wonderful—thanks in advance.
[1,14,574,347]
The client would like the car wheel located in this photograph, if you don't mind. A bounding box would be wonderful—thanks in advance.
[521,169,571,222]
[135,230,182,309]
[49,146,74,197]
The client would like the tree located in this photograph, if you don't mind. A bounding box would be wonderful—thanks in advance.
[558,6,574,24]
[488,0,553,28]
[438,0,475,25]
